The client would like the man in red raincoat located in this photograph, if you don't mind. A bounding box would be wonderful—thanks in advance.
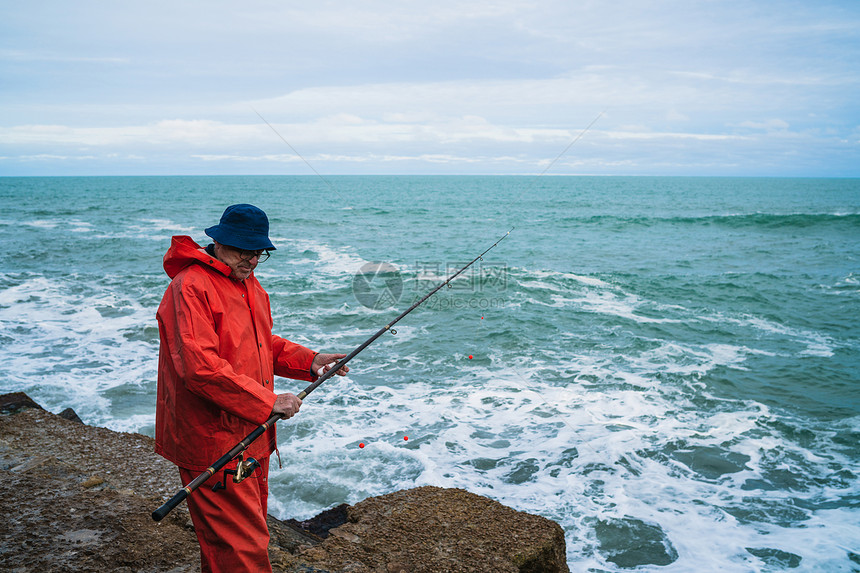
[155,204,349,572]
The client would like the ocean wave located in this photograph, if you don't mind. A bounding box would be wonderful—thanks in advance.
[0,273,158,425]
[90,217,196,241]
[706,313,837,357]
[574,290,684,324]
[7,216,194,240]
[19,219,60,229]
[3,176,857,571]
[267,356,860,570]
[278,238,370,277]
[509,269,686,324]
[823,273,860,296]
[513,266,841,360]
[69,220,94,233]
[137,218,195,234]
[532,269,611,288]
[556,212,860,230]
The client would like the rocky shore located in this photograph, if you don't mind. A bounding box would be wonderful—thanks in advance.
[0,393,569,572]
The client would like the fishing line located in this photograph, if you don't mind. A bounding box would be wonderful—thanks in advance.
[253,107,609,454]
[152,228,512,522]
[252,108,637,511]
[530,111,605,187]
[251,107,381,233]
[252,107,339,195]
[410,110,606,314]
[453,111,610,460]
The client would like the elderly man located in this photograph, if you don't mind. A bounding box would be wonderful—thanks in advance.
[155,204,348,572]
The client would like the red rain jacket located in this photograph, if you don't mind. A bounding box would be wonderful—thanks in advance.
[155,235,317,471]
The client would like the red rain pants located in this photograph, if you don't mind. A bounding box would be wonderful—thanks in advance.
[179,456,272,573]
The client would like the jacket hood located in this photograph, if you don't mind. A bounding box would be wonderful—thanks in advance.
[163,235,232,279]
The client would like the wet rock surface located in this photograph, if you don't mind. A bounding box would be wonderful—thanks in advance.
[0,394,568,572]
[291,487,570,573]
[0,408,200,571]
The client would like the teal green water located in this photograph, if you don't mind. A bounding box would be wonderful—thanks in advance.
[1,176,858,570]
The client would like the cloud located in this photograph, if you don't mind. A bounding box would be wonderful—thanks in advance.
[0,114,580,149]
[0,1,858,175]
[737,119,791,131]
[602,130,747,141]
[0,49,129,64]
[0,120,264,147]
[192,152,493,165]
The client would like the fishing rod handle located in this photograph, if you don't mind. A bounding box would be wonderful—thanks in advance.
[151,424,269,521]
[152,489,188,522]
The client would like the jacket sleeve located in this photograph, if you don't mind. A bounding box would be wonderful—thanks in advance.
[163,276,276,425]
[272,335,318,382]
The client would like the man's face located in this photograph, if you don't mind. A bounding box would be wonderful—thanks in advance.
[213,243,262,281]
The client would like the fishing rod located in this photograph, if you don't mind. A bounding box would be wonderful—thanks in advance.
[151,228,512,522]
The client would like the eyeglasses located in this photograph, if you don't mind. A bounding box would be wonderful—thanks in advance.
[226,246,271,262]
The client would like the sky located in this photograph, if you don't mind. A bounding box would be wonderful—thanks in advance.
[1,0,858,177]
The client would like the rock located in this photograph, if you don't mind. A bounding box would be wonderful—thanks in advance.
[288,502,349,538]
[268,513,325,553]
[0,444,200,572]
[10,455,54,473]
[81,475,106,488]
[59,407,85,424]
[294,486,570,573]
[0,404,179,500]
[0,392,43,414]
[0,393,570,572]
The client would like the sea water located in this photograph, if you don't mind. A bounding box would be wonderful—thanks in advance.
[0,175,858,571]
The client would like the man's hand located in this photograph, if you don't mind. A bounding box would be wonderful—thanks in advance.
[312,353,350,377]
[270,393,302,419]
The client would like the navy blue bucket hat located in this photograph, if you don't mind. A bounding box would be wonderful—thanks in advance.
[205,204,276,251]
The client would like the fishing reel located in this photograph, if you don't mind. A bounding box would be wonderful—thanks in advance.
[212,454,260,492]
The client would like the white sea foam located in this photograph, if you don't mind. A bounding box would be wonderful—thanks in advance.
[0,274,158,425]
[515,271,685,324]
[138,218,195,234]
[530,268,612,288]
[268,254,860,568]
[69,219,94,233]
[264,318,858,571]
[101,412,156,434]
[24,219,59,229]
[280,238,370,277]
[711,314,837,357]
[84,216,197,241]
[575,289,684,324]
[2,176,856,571]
